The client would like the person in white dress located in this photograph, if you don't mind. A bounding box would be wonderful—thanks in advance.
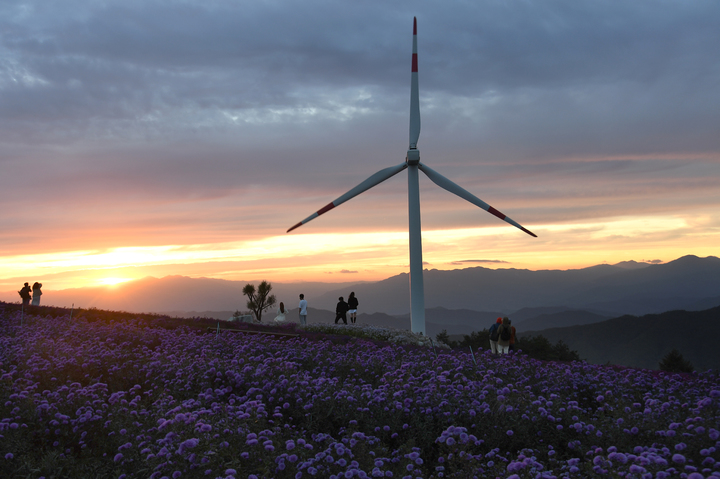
[31,282,43,306]
[274,302,288,324]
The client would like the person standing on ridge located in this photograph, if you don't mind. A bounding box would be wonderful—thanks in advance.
[497,317,512,354]
[31,282,43,306]
[347,292,359,324]
[298,294,308,326]
[335,296,349,325]
[508,319,517,351]
[18,282,32,307]
[489,317,502,354]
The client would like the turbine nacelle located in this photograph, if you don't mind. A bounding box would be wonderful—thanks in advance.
[406,149,420,165]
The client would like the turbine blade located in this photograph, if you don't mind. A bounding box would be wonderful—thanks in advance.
[418,163,537,237]
[287,162,409,233]
[409,17,420,149]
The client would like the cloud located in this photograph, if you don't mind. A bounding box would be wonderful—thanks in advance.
[340,270,358,274]
[644,259,664,264]
[450,260,511,265]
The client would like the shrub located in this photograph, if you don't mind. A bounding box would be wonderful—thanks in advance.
[659,348,694,373]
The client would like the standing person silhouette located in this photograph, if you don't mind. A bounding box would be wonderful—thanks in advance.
[347,292,359,324]
[335,296,349,325]
[31,282,43,306]
[19,282,32,307]
[489,317,502,354]
[497,317,512,354]
[508,319,517,351]
[298,294,308,326]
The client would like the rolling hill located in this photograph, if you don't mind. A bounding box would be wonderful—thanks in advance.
[519,306,720,371]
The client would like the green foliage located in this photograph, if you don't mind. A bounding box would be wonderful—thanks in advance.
[514,334,581,362]
[439,328,581,362]
[456,329,489,351]
[659,348,694,373]
[242,280,277,323]
[435,329,453,346]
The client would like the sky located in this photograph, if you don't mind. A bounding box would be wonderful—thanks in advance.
[1,0,719,292]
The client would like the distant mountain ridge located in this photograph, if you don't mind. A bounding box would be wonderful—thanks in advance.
[519,306,720,371]
[517,310,613,331]
[2,255,719,320]
[314,255,720,315]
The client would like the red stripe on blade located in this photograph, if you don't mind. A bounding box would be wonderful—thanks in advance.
[412,54,418,72]
[521,227,537,238]
[318,202,336,215]
[488,206,506,220]
[413,17,417,35]
[287,222,303,233]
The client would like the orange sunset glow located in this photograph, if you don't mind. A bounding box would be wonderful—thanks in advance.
[2,2,719,302]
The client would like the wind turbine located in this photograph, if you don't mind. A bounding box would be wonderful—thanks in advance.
[287,17,536,335]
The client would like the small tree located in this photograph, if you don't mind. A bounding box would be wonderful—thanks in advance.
[242,281,277,323]
[659,349,694,373]
[436,329,458,348]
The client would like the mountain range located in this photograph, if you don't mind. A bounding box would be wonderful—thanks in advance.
[4,255,719,320]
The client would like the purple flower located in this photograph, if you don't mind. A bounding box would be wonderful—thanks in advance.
[672,454,686,464]
[113,453,123,462]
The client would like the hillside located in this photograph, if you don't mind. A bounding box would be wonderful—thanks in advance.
[520,306,720,370]
[518,309,612,331]
[3,307,719,478]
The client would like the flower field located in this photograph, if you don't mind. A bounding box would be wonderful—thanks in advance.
[1,310,719,479]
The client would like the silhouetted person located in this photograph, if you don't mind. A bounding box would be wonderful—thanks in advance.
[497,317,512,354]
[347,292,359,324]
[489,317,502,354]
[18,282,31,307]
[31,282,43,306]
[298,294,308,326]
[508,319,517,351]
[335,296,349,325]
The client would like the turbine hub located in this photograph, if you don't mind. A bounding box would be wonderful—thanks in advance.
[406,149,420,165]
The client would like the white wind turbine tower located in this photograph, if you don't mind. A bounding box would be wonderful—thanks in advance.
[287,17,537,335]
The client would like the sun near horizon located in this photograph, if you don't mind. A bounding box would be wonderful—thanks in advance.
[1,214,718,293]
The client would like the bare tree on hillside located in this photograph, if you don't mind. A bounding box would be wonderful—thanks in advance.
[242,281,277,323]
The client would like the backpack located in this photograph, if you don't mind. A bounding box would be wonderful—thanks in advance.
[490,324,500,341]
[500,325,512,341]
